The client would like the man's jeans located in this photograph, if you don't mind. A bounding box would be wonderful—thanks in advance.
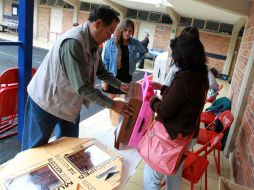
[143,162,184,190]
[21,96,80,151]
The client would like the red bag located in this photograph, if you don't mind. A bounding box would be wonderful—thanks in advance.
[138,121,193,175]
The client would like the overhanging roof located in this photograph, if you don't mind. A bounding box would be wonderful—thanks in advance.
[79,0,252,24]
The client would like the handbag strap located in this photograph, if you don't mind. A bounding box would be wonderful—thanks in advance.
[182,102,206,154]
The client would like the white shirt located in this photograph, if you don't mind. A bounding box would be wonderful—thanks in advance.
[208,70,218,90]
[164,64,179,86]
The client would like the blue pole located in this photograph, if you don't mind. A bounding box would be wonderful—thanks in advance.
[18,0,34,142]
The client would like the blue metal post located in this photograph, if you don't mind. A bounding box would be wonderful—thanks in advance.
[18,0,34,141]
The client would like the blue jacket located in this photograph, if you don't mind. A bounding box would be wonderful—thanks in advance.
[103,37,146,76]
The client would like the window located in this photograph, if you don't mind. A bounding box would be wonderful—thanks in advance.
[179,17,192,27]
[126,8,172,25]
[219,23,233,34]
[46,0,56,6]
[205,21,219,32]
[161,14,172,24]
[126,8,137,19]
[40,0,47,4]
[148,12,161,22]
[80,2,90,11]
[12,4,18,16]
[137,11,149,21]
[56,0,65,7]
[193,19,205,29]
[63,4,74,9]
[100,5,110,9]
[90,3,100,11]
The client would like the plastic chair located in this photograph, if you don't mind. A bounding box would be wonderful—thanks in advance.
[201,96,232,125]
[0,68,19,134]
[200,111,216,125]
[205,83,223,103]
[182,133,224,190]
[197,110,234,175]
[0,67,37,86]
[0,68,18,86]
[0,67,37,139]
[0,84,18,139]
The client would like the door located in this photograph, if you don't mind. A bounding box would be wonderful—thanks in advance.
[49,8,63,42]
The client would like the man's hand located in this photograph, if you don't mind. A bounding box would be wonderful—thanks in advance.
[101,81,108,91]
[152,81,163,90]
[111,100,134,117]
[120,83,130,93]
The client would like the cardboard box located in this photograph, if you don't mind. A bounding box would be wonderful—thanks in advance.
[114,82,143,149]
[110,97,125,127]
[219,177,253,190]
[0,138,123,190]
[110,110,119,127]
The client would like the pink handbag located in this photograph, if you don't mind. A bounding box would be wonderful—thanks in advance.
[138,120,193,175]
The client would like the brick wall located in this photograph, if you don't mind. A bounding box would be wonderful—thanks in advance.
[233,84,254,188]
[133,21,140,38]
[153,24,171,51]
[229,24,253,112]
[78,11,89,24]
[34,5,232,75]
[62,9,73,33]
[231,1,254,188]
[176,27,230,73]
[3,0,12,16]
[37,8,90,40]
[206,58,224,74]
[37,6,50,40]
[78,15,141,38]
[228,38,242,81]
[34,6,236,75]
[200,32,230,73]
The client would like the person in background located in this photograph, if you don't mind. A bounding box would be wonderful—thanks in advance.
[207,67,219,99]
[102,19,146,123]
[143,32,209,190]
[137,33,150,69]
[22,7,133,151]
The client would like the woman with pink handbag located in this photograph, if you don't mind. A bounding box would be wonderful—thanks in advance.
[142,28,209,190]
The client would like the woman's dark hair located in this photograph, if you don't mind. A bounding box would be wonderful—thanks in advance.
[181,26,200,39]
[114,19,135,45]
[170,32,208,90]
[88,7,120,26]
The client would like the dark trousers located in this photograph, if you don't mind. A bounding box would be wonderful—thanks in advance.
[21,96,80,151]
